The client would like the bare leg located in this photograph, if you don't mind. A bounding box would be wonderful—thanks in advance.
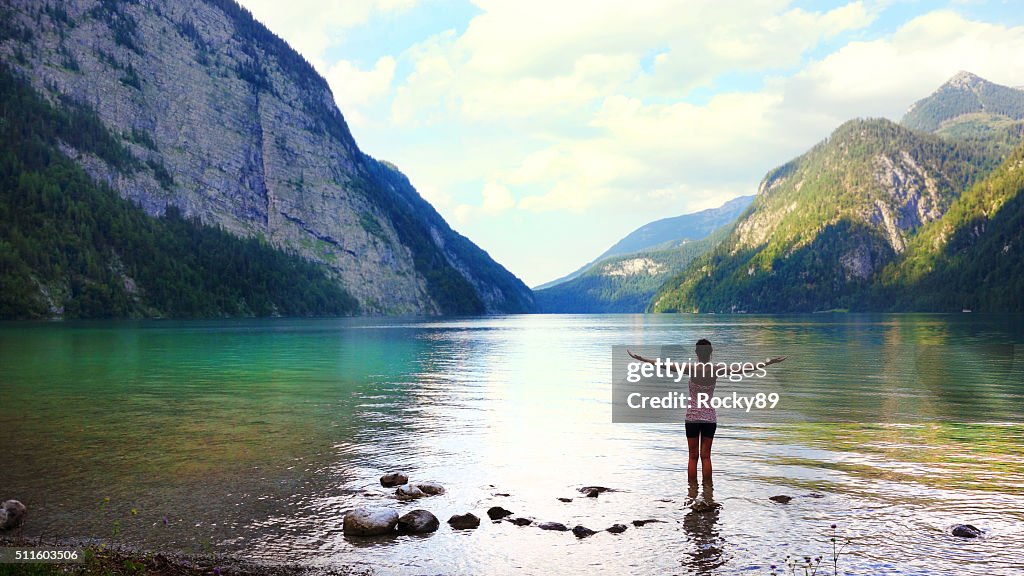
[700,435,714,483]
[687,436,700,484]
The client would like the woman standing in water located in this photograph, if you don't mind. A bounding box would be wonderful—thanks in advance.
[628,340,785,484]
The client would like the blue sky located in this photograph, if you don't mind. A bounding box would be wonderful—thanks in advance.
[238,0,1024,286]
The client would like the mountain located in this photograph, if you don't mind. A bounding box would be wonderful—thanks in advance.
[0,64,361,318]
[875,140,1024,311]
[535,195,753,290]
[534,226,730,313]
[0,0,533,317]
[582,195,754,270]
[902,71,1024,137]
[533,196,751,312]
[651,117,1010,313]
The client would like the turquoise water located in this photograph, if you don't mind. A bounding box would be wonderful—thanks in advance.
[0,314,1022,574]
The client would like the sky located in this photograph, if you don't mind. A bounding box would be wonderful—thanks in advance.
[236,0,1024,287]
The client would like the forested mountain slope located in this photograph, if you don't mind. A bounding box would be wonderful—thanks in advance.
[0,0,533,316]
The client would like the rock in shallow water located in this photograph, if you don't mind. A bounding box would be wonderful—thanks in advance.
[632,519,665,527]
[0,500,26,530]
[487,506,513,520]
[690,500,721,514]
[396,484,426,500]
[506,517,533,526]
[380,472,409,487]
[538,522,569,531]
[606,524,628,534]
[769,495,792,504]
[951,524,983,538]
[448,513,481,530]
[343,507,399,536]
[572,525,596,538]
[416,482,445,495]
[397,510,439,534]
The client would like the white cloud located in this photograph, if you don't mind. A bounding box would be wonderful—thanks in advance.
[236,1,1024,285]
[453,203,474,224]
[785,11,1024,117]
[238,0,418,71]
[323,56,396,125]
[481,181,515,214]
[416,184,452,210]
[393,0,874,125]
[388,0,877,218]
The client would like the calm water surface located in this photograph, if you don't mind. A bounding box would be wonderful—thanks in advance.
[1,314,1022,575]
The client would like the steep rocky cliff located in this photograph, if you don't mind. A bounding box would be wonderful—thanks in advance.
[877,140,1024,310]
[0,0,533,315]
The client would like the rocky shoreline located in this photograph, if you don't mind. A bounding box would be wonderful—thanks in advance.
[0,536,366,576]
[0,477,989,575]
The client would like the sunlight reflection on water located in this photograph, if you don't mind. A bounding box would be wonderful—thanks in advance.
[1,314,1022,574]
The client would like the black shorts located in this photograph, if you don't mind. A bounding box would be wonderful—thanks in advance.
[685,421,717,439]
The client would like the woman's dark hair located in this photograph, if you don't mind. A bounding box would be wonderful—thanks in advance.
[695,339,713,362]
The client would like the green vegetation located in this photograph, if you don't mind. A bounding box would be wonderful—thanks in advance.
[186,0,533,314]
[0,65,358,319]
[200,0,357,145]
[934,113,1024,142]
[651,118,1012,313]
[536,229,725,313]
[876,141,1024,311]
[902,72,1024,133]
[536,195,752,292]
[360,157,534,314]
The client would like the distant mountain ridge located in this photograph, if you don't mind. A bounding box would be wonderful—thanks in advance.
[0,0,533,317]
[534,196,751,312]
[594,195,754,262]
[535,195,752,291]
[534,226,730,313]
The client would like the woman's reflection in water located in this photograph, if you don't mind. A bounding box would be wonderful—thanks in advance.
[683,482,726,574]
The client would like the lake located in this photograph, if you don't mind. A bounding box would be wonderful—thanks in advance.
[1,314,1022,575]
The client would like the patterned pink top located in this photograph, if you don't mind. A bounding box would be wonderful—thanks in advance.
[686,370,718,423]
